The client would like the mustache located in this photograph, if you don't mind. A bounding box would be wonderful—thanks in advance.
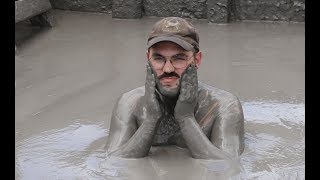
[158,72,180,79]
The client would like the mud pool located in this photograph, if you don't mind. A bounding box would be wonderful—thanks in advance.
[15,10,305,179]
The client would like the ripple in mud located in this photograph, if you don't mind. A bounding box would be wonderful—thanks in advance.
[241,100,305,179]
[16,123,107,179]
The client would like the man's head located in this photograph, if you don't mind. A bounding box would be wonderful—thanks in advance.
[146,17,202,98]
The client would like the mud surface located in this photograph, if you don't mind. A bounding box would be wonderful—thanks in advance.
[15,10,304,179]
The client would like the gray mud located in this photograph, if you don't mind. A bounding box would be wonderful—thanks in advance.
[15,10,304,179]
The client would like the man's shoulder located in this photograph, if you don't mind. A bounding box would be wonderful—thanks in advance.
[197,81,241,105]
[117,86,145,103]
[197,82,243,116]
[111,86,145,119]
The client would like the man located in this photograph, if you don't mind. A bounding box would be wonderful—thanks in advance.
[105,17,244,160]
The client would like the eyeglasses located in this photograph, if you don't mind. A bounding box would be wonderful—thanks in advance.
[148,54,194,70]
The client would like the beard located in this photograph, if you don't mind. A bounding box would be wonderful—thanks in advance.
[156,82,180,98]
[155,72,181,98]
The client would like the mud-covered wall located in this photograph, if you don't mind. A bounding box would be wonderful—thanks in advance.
[49,0,112,13]
[236,0,305,22]
[144,0,207,19]
[49,0,304,23]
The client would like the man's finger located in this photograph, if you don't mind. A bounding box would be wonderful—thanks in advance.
[146,65,152,83]
[145,64,156,95]
[192,64,197,75]
[181,64,192,84]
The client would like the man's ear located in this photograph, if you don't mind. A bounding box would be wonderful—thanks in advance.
[194,51,202,68]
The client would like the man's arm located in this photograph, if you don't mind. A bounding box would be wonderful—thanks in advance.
[105,97,161,158]
[105,64,163,158]
[210,97,245,157]
[174,64,241,160]
[104,93,137,155]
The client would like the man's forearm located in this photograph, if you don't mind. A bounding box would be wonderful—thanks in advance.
[108,119,160,158]
[176,116,230,159]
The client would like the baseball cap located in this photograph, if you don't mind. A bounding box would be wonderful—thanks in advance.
[147,17,199,52]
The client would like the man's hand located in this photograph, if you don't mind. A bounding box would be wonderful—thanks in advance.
[174,63,198,120]
[139,62,163,121]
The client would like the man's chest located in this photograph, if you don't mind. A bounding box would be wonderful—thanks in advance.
[135,100,217,146]
[151,112,214,146]
[152,113,181,145]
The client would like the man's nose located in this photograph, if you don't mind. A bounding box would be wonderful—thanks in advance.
[163,60,175,73]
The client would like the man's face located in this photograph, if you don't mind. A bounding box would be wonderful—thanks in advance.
[147,41,202,97]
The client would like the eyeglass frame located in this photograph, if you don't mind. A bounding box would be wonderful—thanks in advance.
[148,53,196,70]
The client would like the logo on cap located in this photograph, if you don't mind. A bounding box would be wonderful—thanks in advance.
[161,19,181,33]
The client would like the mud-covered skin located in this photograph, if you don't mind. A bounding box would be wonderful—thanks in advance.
[105,64,244,159]
[174,64,243,159]
[105,63,164,158]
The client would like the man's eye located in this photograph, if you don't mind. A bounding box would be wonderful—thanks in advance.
[153,57,165,61]
[173,56,187,61]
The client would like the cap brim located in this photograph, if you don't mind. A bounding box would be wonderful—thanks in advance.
[147,36,194,51]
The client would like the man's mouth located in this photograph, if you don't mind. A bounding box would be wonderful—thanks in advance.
[158,72,180,86]
[161,76,178,82]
